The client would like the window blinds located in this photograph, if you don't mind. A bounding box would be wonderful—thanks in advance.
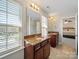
[0,0,21,51]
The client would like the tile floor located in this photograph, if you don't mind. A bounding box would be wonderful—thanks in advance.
[49,44,78,59]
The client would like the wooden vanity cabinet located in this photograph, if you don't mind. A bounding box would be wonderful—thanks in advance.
[24,39,50,59]
[24,44,34,59]
[34,43,43,59]
[34,39,50,59]
[43,43,50,59]
[35,47,44,59]
[49,32,59,47]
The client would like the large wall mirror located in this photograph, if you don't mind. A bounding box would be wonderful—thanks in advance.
[26,8,41,35]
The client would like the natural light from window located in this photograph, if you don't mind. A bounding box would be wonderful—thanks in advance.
[0,0,22,52]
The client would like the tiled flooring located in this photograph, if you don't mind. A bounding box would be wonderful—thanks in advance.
[49,44,78,59]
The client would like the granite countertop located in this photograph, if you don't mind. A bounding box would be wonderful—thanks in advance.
[24,37,49,45]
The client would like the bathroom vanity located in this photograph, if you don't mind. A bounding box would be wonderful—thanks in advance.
[24,35,50,59]
[48,32,59,47]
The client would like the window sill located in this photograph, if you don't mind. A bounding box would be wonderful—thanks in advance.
[0,46,24,59]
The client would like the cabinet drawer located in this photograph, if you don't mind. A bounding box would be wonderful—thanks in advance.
[34,44,41,51]
[24,45,33,59]
[41,40,48,47]
[44,44,50,59]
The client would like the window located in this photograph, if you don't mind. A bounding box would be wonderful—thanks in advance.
[0,0,22,52]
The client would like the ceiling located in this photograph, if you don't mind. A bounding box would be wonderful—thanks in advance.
[26,0,78,17]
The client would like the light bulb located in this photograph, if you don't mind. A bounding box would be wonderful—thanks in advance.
[64,21,68,24]
[32,3,34,6]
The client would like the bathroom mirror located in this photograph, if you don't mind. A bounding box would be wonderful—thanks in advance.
[26,8,41,35]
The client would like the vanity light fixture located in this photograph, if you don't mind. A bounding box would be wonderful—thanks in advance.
[30,3,39,11]
[31,3,34,7]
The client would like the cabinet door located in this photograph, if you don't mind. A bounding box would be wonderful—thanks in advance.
[50,35,57,47]
[35,48,43,59]
[44,43,50,59]
[24,45,33,59]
